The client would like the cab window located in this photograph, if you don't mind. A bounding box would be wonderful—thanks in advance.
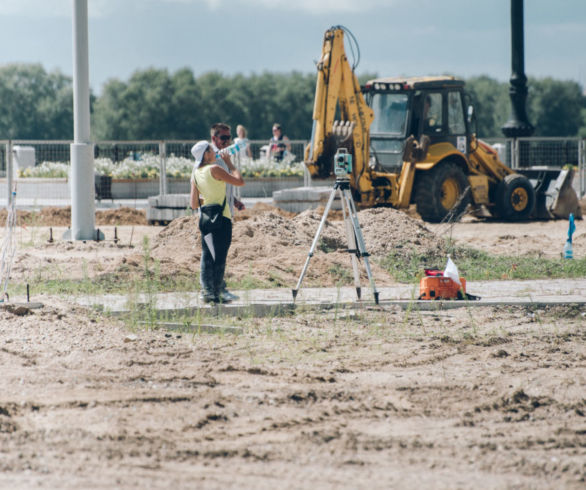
[423,92,443,134]
[448,91,466,135]
[371,93,409,136]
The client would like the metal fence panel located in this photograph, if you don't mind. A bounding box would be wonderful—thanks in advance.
[1,140,72,203]
[94,141,162,199]
[483,138,512,166]
[516,137,580,168]
[6,137,580,206]
[2,139,312,205]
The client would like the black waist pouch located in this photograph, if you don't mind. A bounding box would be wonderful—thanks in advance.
[199,197,226,234]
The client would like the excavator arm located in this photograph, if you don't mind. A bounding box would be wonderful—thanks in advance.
[305,26,374,192]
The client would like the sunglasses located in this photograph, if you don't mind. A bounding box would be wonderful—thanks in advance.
[218,134,231,142]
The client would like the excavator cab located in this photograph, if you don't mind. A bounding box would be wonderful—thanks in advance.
[365,77,471,173]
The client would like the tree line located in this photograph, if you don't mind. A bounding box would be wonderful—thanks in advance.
[0,63,584,141]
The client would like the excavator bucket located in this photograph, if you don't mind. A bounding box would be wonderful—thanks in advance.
[547,169,582,219]
[522,168,582,219]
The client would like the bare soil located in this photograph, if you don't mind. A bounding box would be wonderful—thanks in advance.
[0,203,584,489]
[0,206,148,227]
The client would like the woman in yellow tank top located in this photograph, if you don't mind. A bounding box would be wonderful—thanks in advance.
[190,140,245,303]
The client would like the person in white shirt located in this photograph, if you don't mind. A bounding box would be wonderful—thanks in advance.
[208,123,245,216]
[234,124,252,159]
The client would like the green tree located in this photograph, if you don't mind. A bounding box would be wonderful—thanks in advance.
[579,107,586,138]
[93,68,175,140]
[92,68,586,141]
[94,67,209,140]
[0,64,73,139]
[528,77,584,137]
[168,68,207,139]
[464,76,509,138]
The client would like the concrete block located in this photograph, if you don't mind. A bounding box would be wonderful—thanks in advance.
[272,186,341,213]
[148,193,190,208]
[147,206,190,223]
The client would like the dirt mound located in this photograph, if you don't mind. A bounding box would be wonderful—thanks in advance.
[0,206,147,226]
[234,202,297,221]
[96,207,147,225]
[126,205,441,287]
[4,207,72,226]
[358,207,442,257]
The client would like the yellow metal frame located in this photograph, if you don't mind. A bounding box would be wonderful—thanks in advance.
[305,27,518,210]
[305,28,374,195]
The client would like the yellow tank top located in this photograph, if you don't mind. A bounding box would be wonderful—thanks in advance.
[192,164,231,219]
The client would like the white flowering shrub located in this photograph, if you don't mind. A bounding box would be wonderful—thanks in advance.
[166,155,194,179]
[110,154,160,179]
[238,152,304,178]
[17,152,305,179]
[94,158,116,176]
[18,161,70,178]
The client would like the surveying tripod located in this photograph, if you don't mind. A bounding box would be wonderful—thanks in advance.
[292,177,379,305]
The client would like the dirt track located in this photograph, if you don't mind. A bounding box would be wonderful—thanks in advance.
[0,205,585,489]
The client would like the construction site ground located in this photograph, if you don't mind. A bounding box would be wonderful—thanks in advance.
[1,203,585,489]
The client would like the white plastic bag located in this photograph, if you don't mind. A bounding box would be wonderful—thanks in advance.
[444,254,461,286]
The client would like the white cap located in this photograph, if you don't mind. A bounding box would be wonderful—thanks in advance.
[191,140,209,167]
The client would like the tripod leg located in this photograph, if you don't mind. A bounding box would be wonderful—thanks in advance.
[342,189,380,305]
[340,189,362,299]
[292,187,337,301]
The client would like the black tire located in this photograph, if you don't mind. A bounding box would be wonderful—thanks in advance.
[494,174,536,221]
[414,161,471,223]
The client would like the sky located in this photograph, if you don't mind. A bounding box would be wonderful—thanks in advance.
[0,0,584,94]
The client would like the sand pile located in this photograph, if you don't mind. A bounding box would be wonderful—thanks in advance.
[358,207,443,257]
[96,207,148,225]
[129,203,443,287]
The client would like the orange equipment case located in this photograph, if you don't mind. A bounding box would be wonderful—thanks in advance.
[419,276,466,300]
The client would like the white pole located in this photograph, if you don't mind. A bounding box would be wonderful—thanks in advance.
[68,0,96,240]
[6,141,13,207]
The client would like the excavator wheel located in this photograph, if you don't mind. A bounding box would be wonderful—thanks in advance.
[494,173,536,221]
[414,161,471,223]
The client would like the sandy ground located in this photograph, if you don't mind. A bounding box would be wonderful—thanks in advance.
[0,205,585,489]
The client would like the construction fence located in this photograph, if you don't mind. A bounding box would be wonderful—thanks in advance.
[0,137,584,207]
[0,139,311,206]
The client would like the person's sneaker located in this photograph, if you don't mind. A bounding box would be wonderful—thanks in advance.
[220,290,239,302]
[218,290,234,303]
[199,291,218,304]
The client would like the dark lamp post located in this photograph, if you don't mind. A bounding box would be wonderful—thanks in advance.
[502,0,534,137]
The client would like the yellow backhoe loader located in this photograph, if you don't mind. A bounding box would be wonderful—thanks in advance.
[304,26,580,222]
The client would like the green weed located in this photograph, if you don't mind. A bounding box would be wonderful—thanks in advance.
[328,263,353,285]
[380,242,586,282]
[230,264,271,290]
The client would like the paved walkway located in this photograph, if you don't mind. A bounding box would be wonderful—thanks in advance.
[75,278,586,317]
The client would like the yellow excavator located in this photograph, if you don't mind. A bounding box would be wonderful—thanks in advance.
[304,26,580,222]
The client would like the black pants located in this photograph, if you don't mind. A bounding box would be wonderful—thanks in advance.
[200,217,232,298]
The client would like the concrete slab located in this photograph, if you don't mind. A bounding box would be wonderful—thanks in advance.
[139,321,244,335]
[75,278,586,319]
